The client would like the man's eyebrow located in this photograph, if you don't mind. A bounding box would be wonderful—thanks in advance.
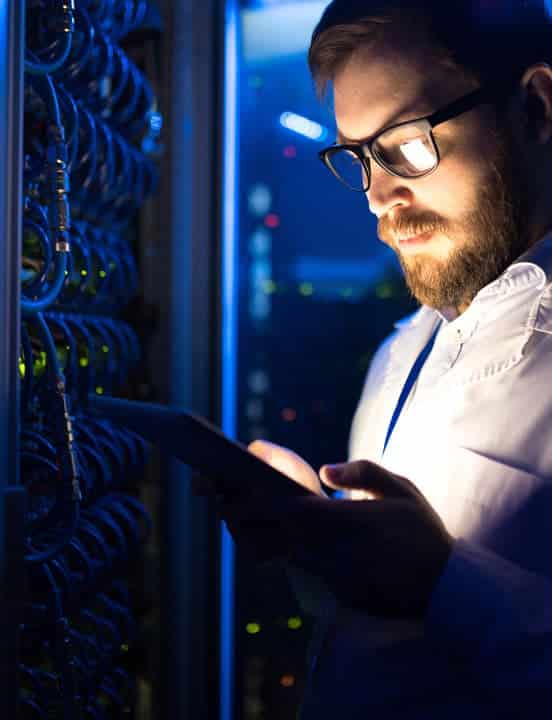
[335,120,397,145]
[335,101,432,145]
[336,130,357,144]
[335,126,375,145]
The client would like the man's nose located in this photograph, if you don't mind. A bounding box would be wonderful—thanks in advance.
[365,163,414,218]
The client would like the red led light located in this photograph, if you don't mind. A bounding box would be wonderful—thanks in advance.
[282,408,296,422]
[264,213,280,229]
[283,145,297,158]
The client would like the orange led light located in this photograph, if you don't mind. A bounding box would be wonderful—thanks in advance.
[280,674,295,688]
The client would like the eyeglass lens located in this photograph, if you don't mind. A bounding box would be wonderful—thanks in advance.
[327,122,439,191]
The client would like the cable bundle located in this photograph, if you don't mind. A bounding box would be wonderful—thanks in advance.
[20,1,161,716]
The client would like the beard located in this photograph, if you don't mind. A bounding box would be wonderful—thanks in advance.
[378,130,528,311]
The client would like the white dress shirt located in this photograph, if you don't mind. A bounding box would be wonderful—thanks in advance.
[300,233,552,718]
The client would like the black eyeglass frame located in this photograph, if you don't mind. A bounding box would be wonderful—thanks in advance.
[319,86,501,192]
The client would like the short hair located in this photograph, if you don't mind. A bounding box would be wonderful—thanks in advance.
[309,0,552,97]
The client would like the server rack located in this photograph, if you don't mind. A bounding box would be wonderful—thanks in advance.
[0,1,25,716]
[1,1,230,717]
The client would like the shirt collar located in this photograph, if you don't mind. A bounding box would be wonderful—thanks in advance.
[393,231,552,333]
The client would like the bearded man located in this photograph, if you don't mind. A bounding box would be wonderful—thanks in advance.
[212,2,552,716]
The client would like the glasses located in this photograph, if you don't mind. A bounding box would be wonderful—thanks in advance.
[319,87,497,192]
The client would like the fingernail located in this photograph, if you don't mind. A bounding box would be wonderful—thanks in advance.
[323,464,340,481]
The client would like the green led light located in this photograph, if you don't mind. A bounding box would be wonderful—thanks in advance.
[64,270,69,276]
[95,386,104,395]
[263,279,277,295]
[375,282,394,299]
[120,643,129,653]
[299,283,313,297]
[246,622,261,635]
[101,344,109,353]
[79,356,89,368]
[287,616,302,630]
[18,361,26,377]
[34,350,47,373]
[99,270,107,278]
[80,269,88,277]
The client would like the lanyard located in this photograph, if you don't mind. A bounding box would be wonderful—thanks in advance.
[382,322,442,456]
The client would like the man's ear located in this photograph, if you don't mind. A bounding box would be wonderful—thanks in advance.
[519,63,552,144]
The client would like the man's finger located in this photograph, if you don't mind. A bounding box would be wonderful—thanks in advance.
[319,460,421,501]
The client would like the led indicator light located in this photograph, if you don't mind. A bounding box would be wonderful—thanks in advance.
[264,213,280,229]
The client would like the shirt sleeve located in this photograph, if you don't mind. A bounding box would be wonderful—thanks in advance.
[427,538,552,709]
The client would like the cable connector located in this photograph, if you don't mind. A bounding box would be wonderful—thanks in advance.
[46,124,71,249]
[54,376,82,502]
[55,234,71,253]
[62,0,76,34]
[46,0,76,34]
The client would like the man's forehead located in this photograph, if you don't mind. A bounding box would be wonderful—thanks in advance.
[332,44,461,142]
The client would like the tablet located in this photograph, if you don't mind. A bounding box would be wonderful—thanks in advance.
[87,394,314,498]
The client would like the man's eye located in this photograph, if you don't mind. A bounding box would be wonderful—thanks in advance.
[399,138,436,171]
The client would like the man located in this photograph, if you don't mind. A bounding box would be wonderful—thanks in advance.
[216,1,552,716]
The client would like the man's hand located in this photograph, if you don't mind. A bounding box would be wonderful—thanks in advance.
[219,456,453,619]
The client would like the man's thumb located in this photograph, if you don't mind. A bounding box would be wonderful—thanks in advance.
[320,460,413,500]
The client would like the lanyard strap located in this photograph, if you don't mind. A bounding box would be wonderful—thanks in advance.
[382,322,442,456]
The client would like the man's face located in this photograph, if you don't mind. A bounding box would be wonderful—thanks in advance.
[332,40,527,312]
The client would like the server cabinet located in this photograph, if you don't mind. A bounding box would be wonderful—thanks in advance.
[1,1,227,717]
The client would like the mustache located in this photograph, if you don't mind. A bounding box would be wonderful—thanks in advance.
[378,212,449,244]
